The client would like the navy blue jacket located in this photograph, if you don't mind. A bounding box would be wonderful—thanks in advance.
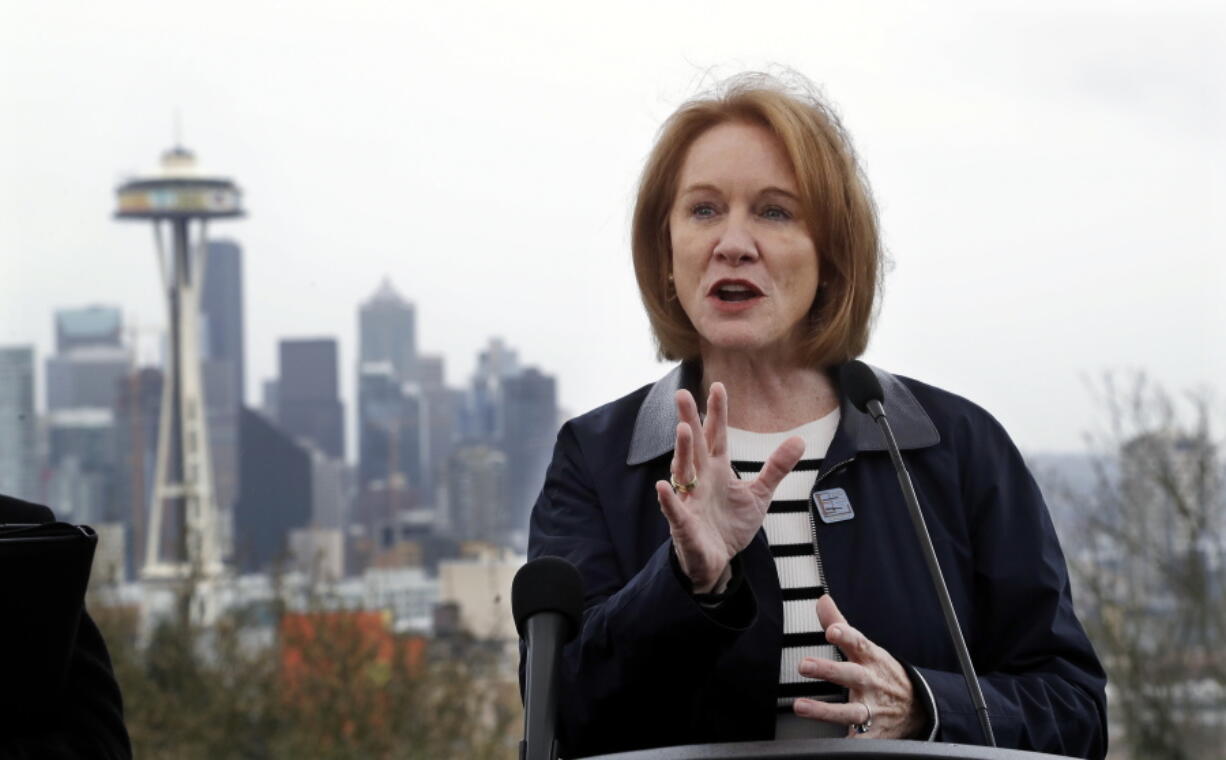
[527,363,1107,759]
[0,494,133,759]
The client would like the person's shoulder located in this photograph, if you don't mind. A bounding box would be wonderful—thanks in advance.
[0,493,56,524]
[889,372,1012,443]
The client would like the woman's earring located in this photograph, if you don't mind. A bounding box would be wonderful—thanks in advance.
[666,272,678,302]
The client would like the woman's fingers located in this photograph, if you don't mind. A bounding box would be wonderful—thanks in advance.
[671,421,695,489]
[818,596,879,664]
[793,698,869,726]
[816,595,848,636]
[704,382,728,459]
[655,480,689,529]
[798,656,873,691]
[749,435,806,502]
[675,390,709,467]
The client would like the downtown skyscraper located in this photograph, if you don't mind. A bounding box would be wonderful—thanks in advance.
[358,279,427,495]
[44,306,130,524]
[201,239,245,516]
[499,366,557,542]
[201,239,245,407]
[278,338,344,459]
[0,346,38,501]
[359,278,417,385]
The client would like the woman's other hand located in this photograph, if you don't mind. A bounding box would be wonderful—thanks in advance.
[793,595,925,738]
[654,382,805,593]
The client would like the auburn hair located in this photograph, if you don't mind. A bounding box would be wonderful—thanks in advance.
[632,73,883,366]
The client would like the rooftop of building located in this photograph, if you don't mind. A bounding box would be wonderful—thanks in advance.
[56,305,121,339]
[363,277,412,308]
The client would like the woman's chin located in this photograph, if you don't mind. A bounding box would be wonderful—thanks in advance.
[698,331,793,358]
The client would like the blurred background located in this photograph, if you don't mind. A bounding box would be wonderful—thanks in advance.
[1,1,1222,757]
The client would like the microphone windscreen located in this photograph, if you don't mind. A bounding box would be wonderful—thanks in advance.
[511,556,584,641]
[839,360,884,413]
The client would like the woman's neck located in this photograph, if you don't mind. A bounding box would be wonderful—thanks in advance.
[699,350,838,433]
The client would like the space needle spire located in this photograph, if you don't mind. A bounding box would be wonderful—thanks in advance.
[114,143,243,620]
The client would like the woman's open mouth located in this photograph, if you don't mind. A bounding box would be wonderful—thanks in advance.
[707,280,765,311]
[710,280,764,301]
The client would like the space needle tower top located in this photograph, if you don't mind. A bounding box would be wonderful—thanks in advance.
[116,145,243,220]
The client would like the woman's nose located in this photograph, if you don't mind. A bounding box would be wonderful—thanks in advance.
[713,217,759,265]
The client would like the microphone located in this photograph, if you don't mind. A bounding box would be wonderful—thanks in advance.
[512,556,584,760]
[839,361,996,747]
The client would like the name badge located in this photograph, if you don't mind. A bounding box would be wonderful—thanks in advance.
[813,488,854,524]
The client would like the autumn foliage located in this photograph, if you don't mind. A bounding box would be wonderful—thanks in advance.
[92,597,519,759]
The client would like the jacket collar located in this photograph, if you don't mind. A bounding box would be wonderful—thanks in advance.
[627,360,940,466]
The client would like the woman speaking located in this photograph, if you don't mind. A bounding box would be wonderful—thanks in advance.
[527,74,1106,759]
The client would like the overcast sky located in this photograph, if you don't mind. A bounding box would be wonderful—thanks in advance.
[2,0,1222,454]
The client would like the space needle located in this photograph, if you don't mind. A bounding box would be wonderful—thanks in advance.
[115,143,242,620]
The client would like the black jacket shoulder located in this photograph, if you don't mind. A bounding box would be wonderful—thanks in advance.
[0,493,56,524]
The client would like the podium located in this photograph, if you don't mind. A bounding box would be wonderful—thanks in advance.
[580,739,1070,760]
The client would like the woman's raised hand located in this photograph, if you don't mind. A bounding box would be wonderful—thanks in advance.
[655,382,806,593]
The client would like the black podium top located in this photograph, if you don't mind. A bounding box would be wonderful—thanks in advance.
[579,739,1071,760]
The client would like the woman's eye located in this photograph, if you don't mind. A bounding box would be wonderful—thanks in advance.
[761,205,792,221]
[691,203,718,219]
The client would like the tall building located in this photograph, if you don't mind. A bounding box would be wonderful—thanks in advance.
[200,239,245,406]
[359,278,417,384]
[261,378,279,422]
[202,358,240,518]
[416,355,445,389]
[200,239,245,518]
[233,407,312,572]
[0,346,38,501]
[278,339,344,459]
[309,447,348,530]
[500,367,558,541]
[446,444,508,544]
[46,306,129,411]
[45,346,130,411]
[463,338,519,441]
[113,367,163,578]
[43,307,130,525]
[358,279,440,497]
[416,354,461,499]
[45,408,116,524]
[358,362,426,492]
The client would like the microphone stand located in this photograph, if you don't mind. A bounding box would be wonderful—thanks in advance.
[865,398,997,748]
[514,556,583,760]
[522,613,564,760]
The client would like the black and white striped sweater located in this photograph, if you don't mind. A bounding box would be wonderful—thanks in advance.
[726,410,845,734]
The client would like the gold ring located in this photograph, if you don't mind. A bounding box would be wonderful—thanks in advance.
[670,474,698,494]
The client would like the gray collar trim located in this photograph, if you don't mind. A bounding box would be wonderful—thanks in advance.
[626,361,940,466]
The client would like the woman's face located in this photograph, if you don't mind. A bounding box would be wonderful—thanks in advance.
[669,121,819,361]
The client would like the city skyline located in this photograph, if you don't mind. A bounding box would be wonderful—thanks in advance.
[4,275,562,463]
[2,267,562,575]
[2,2,1223,454]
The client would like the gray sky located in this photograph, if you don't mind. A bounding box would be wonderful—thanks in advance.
[2,0,1222,454]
